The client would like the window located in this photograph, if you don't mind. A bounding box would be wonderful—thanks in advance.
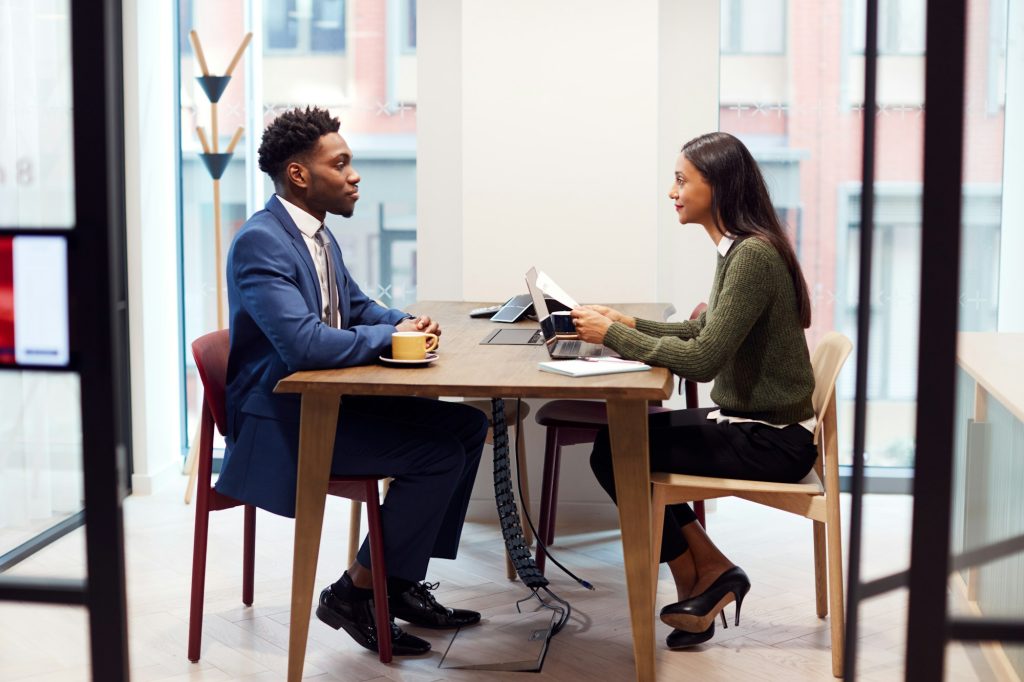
[402,0,416,52]
[721,0,786,55]
[178,0,417,457]
[265,0,346,54]
[852,0,926,55]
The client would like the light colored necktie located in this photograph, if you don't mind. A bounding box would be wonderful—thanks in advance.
[314,227,340,328]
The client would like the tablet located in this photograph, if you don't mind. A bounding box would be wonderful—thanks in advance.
[479,328,544,345]
[489,294,533,323]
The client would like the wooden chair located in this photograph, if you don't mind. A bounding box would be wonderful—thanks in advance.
[650,331,852,677]
[532,303,709,575]
[188,330,393,664]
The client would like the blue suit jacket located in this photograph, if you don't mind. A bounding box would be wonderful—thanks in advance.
[217,196,409,517]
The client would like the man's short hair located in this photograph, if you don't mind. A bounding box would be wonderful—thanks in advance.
[257,106,341,183]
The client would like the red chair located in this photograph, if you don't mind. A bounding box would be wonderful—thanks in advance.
[534,304,708,575]
[188,330,393,663]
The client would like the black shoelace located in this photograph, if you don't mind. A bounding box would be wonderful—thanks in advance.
[412,581,443,612]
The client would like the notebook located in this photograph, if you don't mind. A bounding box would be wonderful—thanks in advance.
[538,359,651,377]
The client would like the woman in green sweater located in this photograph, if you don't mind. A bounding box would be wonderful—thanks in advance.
[571,131,817,650]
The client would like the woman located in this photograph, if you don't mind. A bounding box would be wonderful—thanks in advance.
[571,131,817,650]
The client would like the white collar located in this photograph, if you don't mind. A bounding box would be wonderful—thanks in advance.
[717,234,735,257]
[276,194,324,239]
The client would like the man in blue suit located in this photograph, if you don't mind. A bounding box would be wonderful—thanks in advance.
[220,107,489,656]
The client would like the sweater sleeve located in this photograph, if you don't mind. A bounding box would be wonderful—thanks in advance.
[603,245,776,382]
[634,308,706,340]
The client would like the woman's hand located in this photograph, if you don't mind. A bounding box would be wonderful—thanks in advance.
[571,307,614,344]
[581,304,636,329]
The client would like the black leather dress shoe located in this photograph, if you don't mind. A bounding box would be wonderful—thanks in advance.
[388,581,481,629]
[666,624,715,649]
[315,586,431,655]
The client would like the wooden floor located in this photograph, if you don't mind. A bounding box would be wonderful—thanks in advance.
[0,487,997,681]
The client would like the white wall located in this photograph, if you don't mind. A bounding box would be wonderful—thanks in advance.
[419,0,720,518]
[999,0,1024,332]
[123,0,184,494]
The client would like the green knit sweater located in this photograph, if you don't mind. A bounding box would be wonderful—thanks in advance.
[603,237,815,425]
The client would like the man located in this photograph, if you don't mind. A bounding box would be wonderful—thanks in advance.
[219,106,488,656]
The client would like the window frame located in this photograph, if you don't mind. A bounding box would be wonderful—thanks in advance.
[263,0,348,56]
[720,0,788,56]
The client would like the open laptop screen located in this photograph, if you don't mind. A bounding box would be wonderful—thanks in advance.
[524,267,560,351]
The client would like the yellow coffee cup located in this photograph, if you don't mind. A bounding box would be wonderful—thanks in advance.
[391,331,439,360]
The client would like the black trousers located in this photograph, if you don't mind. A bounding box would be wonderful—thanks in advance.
[590,407,818,563]
[328,396,489,582]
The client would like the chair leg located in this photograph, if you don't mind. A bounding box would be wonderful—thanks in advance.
[188,410,214,663]
[347,500,362,566]
[363,481,392,664]
[243,505,256,606]
[826,509,845,677]
[546,442,564,547]
[813,520,828,618]
[182,430,200,505]
[536,427,560,575]
[187,500,209,662]
[515,423,534,548]
[651,486,667,600]
[694,500,707,529]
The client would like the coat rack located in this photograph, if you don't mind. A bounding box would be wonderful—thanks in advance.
[189,29,252,331]
[184,29,252,505]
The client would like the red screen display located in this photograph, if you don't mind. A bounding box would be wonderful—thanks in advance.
[0,237,13,364]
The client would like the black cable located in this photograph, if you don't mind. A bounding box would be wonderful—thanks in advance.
[490,398,594,592]
[491,397,548,588]
[510,398,594,591]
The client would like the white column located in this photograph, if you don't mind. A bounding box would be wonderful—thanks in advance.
[418,1,722,513]
[657,0,721,323]
[123,0,184,494]
[999,0,1024,331]
[416,0,463,300]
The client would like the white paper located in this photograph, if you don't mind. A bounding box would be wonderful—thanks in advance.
[535,270,580,309]
[538,359,651,377]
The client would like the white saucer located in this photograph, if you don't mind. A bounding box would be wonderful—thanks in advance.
[379,352,439,367]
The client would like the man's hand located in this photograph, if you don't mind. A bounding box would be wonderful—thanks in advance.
[581,304,636,329]
[570,307,614,344]
[396,315,442,337]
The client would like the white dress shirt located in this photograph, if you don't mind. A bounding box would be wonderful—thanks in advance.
[277,194,337,327]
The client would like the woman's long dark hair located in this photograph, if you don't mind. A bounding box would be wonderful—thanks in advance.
[682,132,812,329]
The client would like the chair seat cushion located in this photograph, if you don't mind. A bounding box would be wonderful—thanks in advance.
[535,399,672,429]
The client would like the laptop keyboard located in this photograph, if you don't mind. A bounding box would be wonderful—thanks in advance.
[558,340,582,355]
[556,340,605,357]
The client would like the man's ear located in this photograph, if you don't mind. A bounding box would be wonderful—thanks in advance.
[285,160,309,190]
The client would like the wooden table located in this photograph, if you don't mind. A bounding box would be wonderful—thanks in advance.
[276,301,675,681]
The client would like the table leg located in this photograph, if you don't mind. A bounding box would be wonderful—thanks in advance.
[288,393,339,682]
[606,398,656,682]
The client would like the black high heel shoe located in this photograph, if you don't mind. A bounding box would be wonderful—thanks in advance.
[666,621,717,650]
[660,566,750,633]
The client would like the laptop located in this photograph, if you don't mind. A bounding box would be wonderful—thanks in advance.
[525,267,618,359]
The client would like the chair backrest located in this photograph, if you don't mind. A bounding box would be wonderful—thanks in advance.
[191,329,230,437]
[810,332,853,419]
